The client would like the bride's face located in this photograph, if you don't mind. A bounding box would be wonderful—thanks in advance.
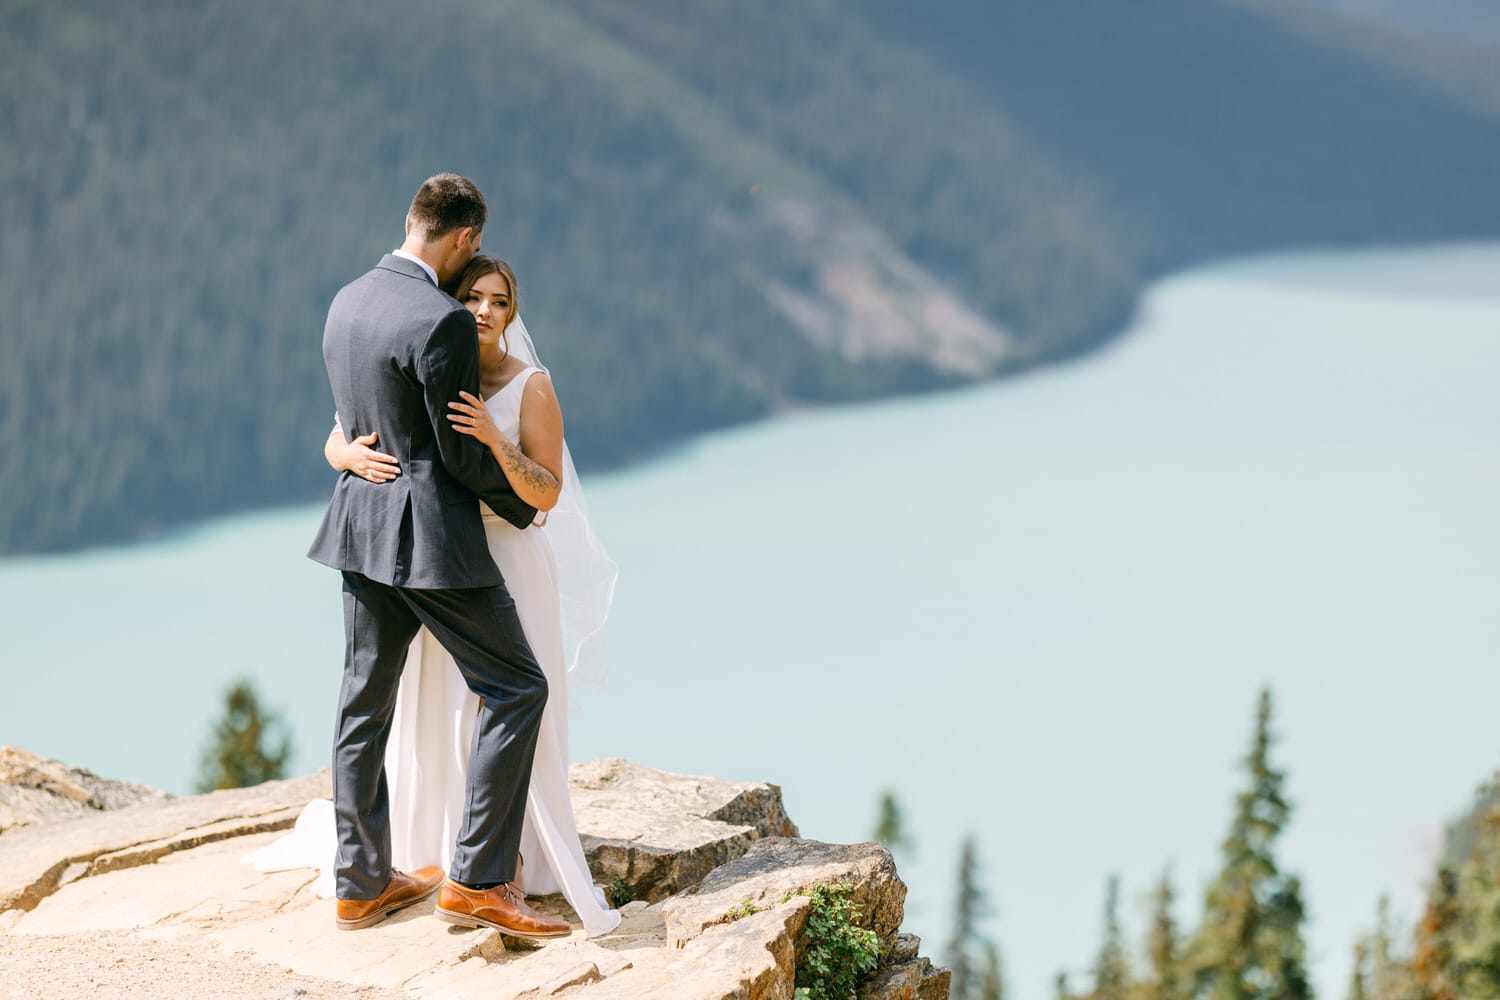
[464,271,515,352]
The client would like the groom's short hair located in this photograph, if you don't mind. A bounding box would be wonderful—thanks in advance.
[407,174,487,241]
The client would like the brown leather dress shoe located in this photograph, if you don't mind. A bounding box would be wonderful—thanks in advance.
[433,878,572,938]
[336,866,445,930]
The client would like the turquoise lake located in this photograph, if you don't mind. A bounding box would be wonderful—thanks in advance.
[3,243,1498,998]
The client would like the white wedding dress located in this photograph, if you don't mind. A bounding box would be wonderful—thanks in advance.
[247,362,620,938]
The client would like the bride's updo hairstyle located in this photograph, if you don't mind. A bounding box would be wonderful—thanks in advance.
[452,254,520,361]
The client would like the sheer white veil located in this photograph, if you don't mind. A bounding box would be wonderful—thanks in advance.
[504,315,618,694]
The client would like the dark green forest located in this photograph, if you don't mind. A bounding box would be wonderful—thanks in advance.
[3,0,1499,553]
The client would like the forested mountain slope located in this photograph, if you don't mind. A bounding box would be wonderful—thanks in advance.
[2,0,1496,553]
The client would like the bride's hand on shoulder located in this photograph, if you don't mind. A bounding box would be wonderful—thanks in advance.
[329,430,401,483]
[448,391,505,449]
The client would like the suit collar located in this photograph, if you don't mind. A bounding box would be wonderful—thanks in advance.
[376,252,439,288]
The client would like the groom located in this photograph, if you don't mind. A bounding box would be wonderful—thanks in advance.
[308,174,569,937]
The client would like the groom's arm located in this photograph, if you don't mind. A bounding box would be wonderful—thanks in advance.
[418,307,538,530]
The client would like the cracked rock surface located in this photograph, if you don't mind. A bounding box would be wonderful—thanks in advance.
[0,752,946,999]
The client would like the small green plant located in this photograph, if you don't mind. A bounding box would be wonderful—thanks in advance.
[721,896,762,923]
[607,878,633,909]
[795,883,880,1000]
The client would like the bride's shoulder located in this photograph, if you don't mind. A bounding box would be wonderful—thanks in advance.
[517,369,561,419]
[518,368,555,399]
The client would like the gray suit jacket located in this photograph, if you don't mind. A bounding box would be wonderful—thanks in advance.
[307,254,537,588]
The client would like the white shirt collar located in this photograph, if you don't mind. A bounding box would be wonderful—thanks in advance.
[392,249,440,288]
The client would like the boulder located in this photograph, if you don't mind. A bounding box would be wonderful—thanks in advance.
[888,931,922,964]
[571,758,799,903]
[663,838,907,949]
[657,839,941,1000]
[0,745,168,835]
[861,956,953,1000]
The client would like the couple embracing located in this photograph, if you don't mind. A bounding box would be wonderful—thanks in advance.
[250,174,619,940]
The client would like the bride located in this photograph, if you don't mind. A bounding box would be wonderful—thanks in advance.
[248,256,620,938]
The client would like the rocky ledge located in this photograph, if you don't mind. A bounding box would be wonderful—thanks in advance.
[0,753,948,1000]
[0,745,168,835]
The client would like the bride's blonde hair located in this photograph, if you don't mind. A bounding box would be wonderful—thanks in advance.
[453,255,520,362]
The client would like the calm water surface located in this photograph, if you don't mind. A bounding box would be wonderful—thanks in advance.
[4,243,1498,999]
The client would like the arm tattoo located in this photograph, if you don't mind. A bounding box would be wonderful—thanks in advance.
[492,436,560,495]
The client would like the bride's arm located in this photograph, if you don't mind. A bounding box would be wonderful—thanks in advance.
[324,419,402,484]
[447,375,564,511]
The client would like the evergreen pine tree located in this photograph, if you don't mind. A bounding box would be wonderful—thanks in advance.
[873,790,913,857]
[1346,940,1371,1000]
[1264,875,1313,999]
[1411,867,1460,1000]
[947,835,991,1000]
[1432,775,1500,998]
[1439,774,1500,871]
[1142,871,1182,1000]
[1091,875,1131,1000]
[1184,688,1312,1000]
[1366,895,1411,1000]
[981,940,1005,1000]
[1454,839,1500,998]
[1417,772,1500,1000]
[195,678,292,792]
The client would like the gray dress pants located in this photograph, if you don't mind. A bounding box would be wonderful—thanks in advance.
[333,570,547,900]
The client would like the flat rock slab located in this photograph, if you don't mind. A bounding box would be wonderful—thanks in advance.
[405,933,642,999]
[0,759,798,917]
[0,925,411,1000]
[7,827,637,995]
[571,758,798,903]
[0,759,946,999]
[663,838,907,948]
[574,898,811,1000]
[10,835,317,936]
[0,771,330,912]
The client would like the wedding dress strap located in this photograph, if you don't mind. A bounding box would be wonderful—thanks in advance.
[483,367,541,411]
[499,366,542,395]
